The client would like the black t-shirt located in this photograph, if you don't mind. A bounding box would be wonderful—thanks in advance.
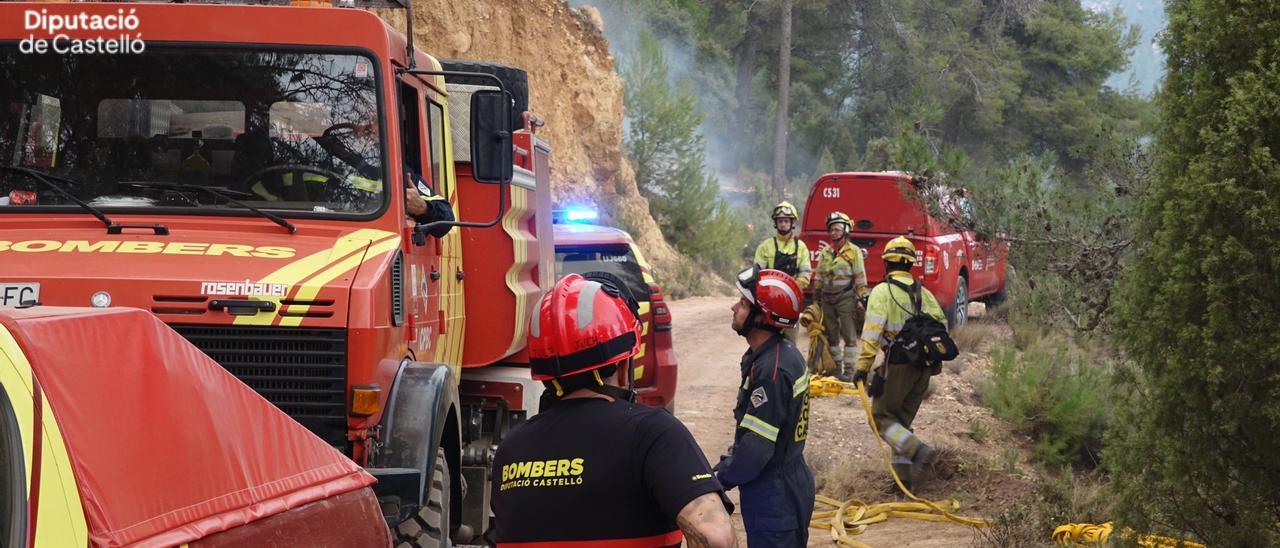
[490,397,724,547]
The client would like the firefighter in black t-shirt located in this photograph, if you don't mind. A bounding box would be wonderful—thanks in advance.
[489,272,737,548]
[716,266,816,547]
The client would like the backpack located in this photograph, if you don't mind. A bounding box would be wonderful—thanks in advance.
[771,238,800,277]
[884,278,959,370]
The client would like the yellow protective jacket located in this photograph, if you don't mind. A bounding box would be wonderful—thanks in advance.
[856,270,946,373]
[814,241,868,298]
[754,235,812,288]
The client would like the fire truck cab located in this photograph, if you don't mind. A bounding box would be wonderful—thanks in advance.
[0,2,554,544]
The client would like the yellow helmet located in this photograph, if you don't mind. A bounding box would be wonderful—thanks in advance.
[882,236,917,264]
[771,201,798,220]
[826,211,852,231]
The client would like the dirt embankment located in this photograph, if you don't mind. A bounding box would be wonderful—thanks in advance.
[378,1,727,295]
[670,297,1037,546]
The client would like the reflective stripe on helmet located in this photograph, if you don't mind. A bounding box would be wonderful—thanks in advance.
[576,281,603,329]
[759,278,799,312]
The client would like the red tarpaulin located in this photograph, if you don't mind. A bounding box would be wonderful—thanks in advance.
[0,307,375,547]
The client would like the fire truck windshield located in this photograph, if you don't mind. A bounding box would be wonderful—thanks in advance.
[0,46,387,216]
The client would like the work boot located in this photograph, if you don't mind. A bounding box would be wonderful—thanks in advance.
[886,462,913,496]
[910,443,937,488]
[834,367,852,383]
[883,477,910,497]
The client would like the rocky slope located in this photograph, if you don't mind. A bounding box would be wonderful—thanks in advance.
[378,1,727,294]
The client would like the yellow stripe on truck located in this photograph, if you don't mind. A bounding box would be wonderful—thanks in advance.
[0,327,90,547]
[501,185,531,358]
[278,233,401,327]
[233,229,397,326]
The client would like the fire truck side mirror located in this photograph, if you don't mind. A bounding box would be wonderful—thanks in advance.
[470,89,513,184]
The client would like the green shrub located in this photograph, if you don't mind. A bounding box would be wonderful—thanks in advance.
[981,340,1114,468]
[969,419,990,444]
[622,29,750,283]
[1105,0,1280,543]
[980,472,1114,547]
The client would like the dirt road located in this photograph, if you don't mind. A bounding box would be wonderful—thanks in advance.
[669,296,1029,547]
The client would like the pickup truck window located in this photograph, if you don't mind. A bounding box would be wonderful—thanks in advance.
[555,244,651,303]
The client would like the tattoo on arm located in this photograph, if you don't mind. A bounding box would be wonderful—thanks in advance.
[677,492,738,548]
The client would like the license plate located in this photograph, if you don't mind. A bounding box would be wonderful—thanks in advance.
[0,283,40,307]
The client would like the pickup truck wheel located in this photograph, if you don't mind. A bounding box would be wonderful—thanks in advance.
[946,277,969,329]
[395,447,451,548]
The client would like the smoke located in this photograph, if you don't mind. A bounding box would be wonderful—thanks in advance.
[568,1,751,196]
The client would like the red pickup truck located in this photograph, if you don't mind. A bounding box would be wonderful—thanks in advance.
[799,171,1009,327]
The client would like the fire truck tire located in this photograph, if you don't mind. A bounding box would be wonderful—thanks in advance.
[395,447,451,548]
[439,60,528,126]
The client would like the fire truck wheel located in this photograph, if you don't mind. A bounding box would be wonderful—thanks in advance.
[439,60,529,126]
[395,447,451,548]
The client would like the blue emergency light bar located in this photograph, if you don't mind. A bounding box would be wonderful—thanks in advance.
[552,207,599,224]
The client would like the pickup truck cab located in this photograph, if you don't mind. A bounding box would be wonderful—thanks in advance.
[799,171,1008,327]
[551,213,677,410]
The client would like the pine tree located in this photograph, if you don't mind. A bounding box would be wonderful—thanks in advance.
[623,29,748,277]
[1107,0,1280,544]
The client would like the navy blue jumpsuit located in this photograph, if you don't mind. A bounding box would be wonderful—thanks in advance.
[716,334,816,547]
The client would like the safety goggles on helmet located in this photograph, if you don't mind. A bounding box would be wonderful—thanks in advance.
[826,211,852,231]
[771,201,798,220]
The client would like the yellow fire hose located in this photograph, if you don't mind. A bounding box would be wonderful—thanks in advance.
[807,376,989,547]
[1051,522,1206,547]
[808,375,1205,547]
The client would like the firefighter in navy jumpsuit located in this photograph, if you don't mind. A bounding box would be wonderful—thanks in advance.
[716,266,816,547]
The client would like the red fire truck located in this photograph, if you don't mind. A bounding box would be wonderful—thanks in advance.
[0,1,555,544]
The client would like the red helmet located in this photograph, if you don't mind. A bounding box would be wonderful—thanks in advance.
[735,266,803,328]
[528,273,642,381]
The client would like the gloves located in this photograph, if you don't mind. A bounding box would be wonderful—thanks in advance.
[851,369,869,387]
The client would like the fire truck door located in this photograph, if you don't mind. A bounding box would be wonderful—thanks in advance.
[397,76,441,359]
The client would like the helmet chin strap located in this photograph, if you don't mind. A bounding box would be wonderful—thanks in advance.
[589,357,637,403]
[735,307,760,337]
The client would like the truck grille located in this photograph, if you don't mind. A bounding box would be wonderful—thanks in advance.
[171,325,348,448]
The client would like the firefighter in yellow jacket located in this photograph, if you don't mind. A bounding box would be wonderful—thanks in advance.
[812,211,868,379]
[754,201,812,342]
[851,236,946,492]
